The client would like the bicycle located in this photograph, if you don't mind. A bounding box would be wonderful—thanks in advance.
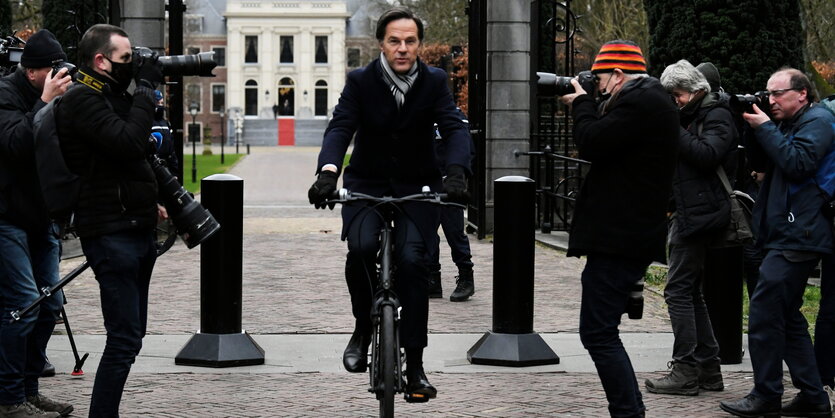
[326,186,460,418]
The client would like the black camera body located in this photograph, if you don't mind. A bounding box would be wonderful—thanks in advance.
[51,60,78,79]
[626,279,644,320]
[0,34,25,77]
[148,154,220,248]
[133,46,217,78]
[537,70,598,97]
[729,91,769,114]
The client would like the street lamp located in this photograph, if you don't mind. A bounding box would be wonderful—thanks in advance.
[189,102,198,184]
[218,106,225,164]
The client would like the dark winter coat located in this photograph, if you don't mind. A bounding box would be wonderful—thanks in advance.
[316,58,471,238]
[0,68,51,229]
[56,68,158,237]
[746,104,835,253]
[567,76,679,263]
[670,92,738,239]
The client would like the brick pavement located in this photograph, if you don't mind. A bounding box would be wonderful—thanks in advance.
[43,371,775,417]
[46,147,764,417]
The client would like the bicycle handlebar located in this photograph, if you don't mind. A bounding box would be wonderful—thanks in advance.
[324,186,464,209]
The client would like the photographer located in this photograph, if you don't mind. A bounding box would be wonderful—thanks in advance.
[54,24,164,418]
[0,29,73,417]
[644,59,737,396]
[558,40,679,417]
[721,68,834,417]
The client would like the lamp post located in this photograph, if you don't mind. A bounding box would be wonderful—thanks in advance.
[189,102,198,184]
[235,111,242,154]
[219,106,226,164]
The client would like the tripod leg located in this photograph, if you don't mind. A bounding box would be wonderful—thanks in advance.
[61,307,88,376]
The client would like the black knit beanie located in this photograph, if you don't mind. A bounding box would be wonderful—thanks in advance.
[20,29,67,69]
[696,62,721,93]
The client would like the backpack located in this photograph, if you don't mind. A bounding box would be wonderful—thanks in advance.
[816,95,835,198]
[32,96,82,224]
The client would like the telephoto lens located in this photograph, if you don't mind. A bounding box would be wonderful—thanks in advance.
[626,279,644,320]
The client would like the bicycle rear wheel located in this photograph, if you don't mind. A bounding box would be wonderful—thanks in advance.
[379,304,396,418]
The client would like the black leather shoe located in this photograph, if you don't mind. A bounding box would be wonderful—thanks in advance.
[342,330,370,373]
[719,394,780,417]
[404,368,436,403]
[781,393,832,417]
[41,359,56,377]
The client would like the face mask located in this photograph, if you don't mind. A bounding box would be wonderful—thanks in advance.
[104,56,133,89]
[597,74,615,102]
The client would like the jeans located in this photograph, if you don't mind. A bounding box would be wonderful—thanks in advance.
[579,253,648,418]
[344,206,430,349]
[0,220,61,405]
[665,226,720,366]
[428,205,474,273]
[817,254,835,388]
[81,229,156,418]
[748,250,827,403]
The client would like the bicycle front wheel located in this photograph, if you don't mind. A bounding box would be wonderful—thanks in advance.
[379,304,396,418]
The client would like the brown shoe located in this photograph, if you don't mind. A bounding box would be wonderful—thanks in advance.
[27,395,73,417]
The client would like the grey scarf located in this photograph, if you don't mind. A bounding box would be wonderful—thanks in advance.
[380,52,419,109]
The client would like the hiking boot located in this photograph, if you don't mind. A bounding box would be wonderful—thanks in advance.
[26,395,72,417]
[698,360,724,391]
[404,368,437,403]
[644,361,699,396]
[449,269,474,302]
[428,271,442,299]
[0,402,60,417]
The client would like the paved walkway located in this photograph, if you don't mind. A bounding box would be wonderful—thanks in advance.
[42,147,767,417]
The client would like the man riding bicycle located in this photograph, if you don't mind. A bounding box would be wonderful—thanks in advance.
[307,7,471,401]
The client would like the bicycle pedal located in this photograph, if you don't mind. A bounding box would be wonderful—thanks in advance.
[404,392,430,403]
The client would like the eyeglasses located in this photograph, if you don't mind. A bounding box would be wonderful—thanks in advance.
[767,88,799,98]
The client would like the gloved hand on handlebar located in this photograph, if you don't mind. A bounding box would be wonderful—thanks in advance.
[308,170,338,209]
[443,165,470,204]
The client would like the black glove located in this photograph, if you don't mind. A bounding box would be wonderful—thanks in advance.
[443,165,470,204]
[134,58,164,89]
[308,170,338,209]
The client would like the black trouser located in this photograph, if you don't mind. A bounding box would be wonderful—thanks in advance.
[428,205,473,273]
[344,207,430,349]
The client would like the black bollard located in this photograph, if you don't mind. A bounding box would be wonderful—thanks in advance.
[175,174,265,367]
[466,176,560,366]
[702,246,744,364]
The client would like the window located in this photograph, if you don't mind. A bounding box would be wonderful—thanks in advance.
[279,36,293,63]
[347,48,360,68]
[315,36,328,64]
[278,77,295,116]
[244,36,258,63]
[187,46,200,55]
[211,84,226,113]
[186,84,201,112]
[212,47,226,67]
[245,80,258,116]
[315,80,328,116]
[185,15,203,33]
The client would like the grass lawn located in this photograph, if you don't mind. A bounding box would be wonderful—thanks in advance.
[181,153,244,194]
[645,265,822,340]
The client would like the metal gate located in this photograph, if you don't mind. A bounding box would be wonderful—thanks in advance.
[524,0,591,233]
[466,0,487,238]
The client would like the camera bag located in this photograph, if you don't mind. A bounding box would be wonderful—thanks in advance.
[32,95,82,226]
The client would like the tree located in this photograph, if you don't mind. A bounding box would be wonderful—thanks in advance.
[643,0,805,93]
[1,1,12,36]
[42,0,108,64]
[369,0,468,45]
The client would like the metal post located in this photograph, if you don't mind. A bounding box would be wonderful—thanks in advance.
[175,174,264,367]
[467,176,559,366]
[703,246,744,364]
[220,110,225,164]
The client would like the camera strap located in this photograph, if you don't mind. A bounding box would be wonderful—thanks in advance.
[75,70,105,93]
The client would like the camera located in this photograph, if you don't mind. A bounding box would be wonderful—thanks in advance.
[148,154,220,248]
[0,33,25,77]
[51,60,77,79]
[626,279,644,320]
[536,70,598,97]
[729,91,769,114]
[133,46,217,78]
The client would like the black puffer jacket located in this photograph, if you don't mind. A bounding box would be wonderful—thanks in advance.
[567,76,679,263]
[670,92,738,239]
[0,68,51,229]
[56,68,158,237]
